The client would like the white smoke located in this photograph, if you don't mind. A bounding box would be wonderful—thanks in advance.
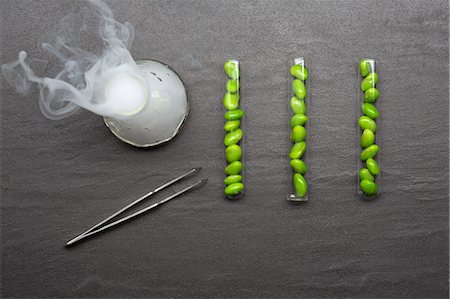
[2,0,149,120]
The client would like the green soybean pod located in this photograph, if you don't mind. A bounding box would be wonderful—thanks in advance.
[358,58,381,199]
[223,59,244,199]
[288,57,310,202]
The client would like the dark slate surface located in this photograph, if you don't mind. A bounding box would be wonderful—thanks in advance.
[1,0,448,298]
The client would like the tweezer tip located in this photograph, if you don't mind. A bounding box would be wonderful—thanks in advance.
[193,167,202,172]
[66,236,83,246]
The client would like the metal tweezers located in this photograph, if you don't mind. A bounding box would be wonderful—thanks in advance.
[66,167,206,246]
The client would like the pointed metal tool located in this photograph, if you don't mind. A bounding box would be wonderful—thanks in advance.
[66,168,204,246]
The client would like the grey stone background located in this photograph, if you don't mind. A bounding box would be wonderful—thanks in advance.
[1,0,448,298]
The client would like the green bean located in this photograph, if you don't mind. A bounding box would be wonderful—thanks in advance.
[225,161,243,175]
[224,109,244,120]
[360,129,375,148]
[225,182,244,196]
[224,175,242,185]
[226,79,239,93]
[360,144,379,161]
[292,79,306,100]
[362,103,379,119]
[290,65,308,81]
[359,59,372,77]
[364,87,379,103]
[360,179,378,196]
[226,144,242,163]
[290,97,306,114]
[224,61,239,79]
[359,168,375,181]
[290,114,308,128]
[289,141,306,159]
[366,158,380,175]
[291,125,306,142]
[224,128,242,146]
[359,116,377,133]
[290,159,307,174]
[223,92,240,110]
[224,120,240,131]
[293,173,308,197]
[361,73,378,91]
